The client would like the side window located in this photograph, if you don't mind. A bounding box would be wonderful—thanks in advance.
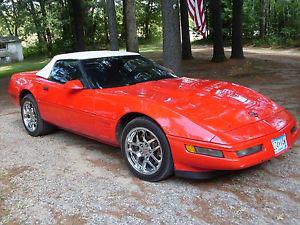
[49,60,82,84]
[83,58,125,88]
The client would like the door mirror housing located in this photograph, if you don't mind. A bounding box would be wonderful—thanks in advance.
[64,80,84,90]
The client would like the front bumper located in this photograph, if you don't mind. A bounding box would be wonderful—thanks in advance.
[168,120,299,174]
[175,170,229,180]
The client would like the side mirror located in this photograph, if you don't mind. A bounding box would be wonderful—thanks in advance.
[64,80,84,90]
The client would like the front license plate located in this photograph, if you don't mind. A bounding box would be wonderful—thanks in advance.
[271,134,288,155]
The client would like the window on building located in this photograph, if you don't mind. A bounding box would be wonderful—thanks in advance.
[0,43,6,50]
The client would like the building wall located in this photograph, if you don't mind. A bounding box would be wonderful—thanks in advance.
[0,44,8,63]
[7,42,24,62]
[0,42,24,64]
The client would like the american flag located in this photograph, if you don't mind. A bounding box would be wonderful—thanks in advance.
[186,0,207,36]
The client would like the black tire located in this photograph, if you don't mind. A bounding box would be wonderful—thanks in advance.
[121,117,174,182]
[21,94,55,137]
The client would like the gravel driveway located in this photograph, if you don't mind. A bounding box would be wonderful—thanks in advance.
[1,48,300,225]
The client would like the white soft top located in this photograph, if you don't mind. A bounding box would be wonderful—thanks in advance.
[36,51,140,78]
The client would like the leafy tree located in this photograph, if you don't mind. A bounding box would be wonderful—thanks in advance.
[25,0,44,44]
[0,0,24,36]
[0,0,299,59]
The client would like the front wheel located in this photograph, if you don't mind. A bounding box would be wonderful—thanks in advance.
[121,117,174,182]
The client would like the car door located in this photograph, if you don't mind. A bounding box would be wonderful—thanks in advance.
[38,60,96,137]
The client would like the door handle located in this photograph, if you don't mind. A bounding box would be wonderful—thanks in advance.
[42,86,49,91]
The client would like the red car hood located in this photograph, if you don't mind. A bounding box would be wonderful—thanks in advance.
[121,77,282,133]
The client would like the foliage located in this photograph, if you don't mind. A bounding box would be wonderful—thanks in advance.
[221,0,300,47]
[0,0,299,59]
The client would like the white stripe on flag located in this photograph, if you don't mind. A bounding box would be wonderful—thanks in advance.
[186,0,207,36]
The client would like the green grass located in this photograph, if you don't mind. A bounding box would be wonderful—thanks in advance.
[119,43,162,53]
[0,57,50,78]
[139,43,162,52]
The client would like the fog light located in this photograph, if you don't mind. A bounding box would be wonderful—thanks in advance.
[195,147,224,158]
[185,145,224,158]
[236,145,262,157]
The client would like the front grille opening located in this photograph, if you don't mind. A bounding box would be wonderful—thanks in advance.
[291,126,297,134]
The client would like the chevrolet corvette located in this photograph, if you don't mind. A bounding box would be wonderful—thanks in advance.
[8,51,299,181]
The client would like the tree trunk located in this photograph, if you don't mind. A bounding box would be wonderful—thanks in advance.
[123,0,139,52]
[209,0,226,62]
[259,0,266,38]
[162,0,182,74]
[231,0,244,59]
[59,0,72,43]
[180,0,193,60]
[103,7,110,45]
[39,0,53,53]
[266,0,271,34]
[144,0,154,39]
[69,0,85,51]
[106,0,119,50]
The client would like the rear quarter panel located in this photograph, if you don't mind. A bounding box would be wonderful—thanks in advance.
[8,71,40,106]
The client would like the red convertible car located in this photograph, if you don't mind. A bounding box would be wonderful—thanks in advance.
[8,51,299,181]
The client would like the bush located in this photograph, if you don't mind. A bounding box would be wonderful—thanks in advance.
[23,43,47,58]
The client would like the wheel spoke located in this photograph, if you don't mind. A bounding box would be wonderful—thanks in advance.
[142,160,147,171]
[150,154,159,163]
[147,138,156,144]
[147,160,155,169]
[152,145,160,152]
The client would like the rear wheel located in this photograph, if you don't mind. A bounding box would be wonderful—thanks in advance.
[121,117,173,182]
[21,94,54,136]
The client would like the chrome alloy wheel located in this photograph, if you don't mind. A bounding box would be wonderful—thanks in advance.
[22,101,38,132]
[125,127,163,175]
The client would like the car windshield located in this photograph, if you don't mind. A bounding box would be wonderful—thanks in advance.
[81,55,177,88]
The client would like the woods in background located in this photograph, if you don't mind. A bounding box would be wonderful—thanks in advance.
[0,0,299,72]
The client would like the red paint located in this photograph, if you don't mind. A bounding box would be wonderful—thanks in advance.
[8,72,299,173]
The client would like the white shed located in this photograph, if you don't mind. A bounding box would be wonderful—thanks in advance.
[0,36,24,64]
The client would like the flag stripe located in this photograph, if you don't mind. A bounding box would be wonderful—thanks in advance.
[186,0,207,36]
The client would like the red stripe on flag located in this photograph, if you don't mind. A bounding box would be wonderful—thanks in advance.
[186,0,206,37]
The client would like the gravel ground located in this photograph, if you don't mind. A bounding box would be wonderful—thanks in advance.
[0,48,300,225]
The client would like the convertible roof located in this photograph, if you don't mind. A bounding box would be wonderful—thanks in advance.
[36,51,140,79]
